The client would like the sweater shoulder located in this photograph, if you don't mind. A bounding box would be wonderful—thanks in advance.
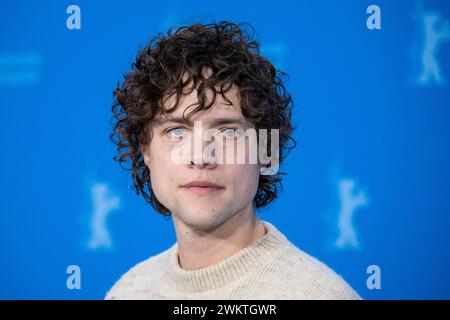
[104,245,173,300]
[265,242,362,300]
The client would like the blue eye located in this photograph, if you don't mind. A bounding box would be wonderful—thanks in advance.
[221,128,241,138]
[167,127,186,140]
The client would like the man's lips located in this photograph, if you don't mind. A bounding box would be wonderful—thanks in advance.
[181,180,224,195]
[183,186,223,195]
[182,180,222,188]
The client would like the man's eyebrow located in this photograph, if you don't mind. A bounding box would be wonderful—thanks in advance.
[154,117,192,127]
[154,117,250,128]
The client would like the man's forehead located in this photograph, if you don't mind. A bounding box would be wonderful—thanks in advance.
[158,93,243,119]
[153,109,250,127]
[161,81,241,110]
[154,96,254,127]
[159,101,239,117]
[154,81,249,124]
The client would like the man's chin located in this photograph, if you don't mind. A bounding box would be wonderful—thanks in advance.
[176,211,229,232]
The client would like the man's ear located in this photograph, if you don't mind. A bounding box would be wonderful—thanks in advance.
[141,143,150,167]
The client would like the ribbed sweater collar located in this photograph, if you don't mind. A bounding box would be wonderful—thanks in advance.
[163,220,289,293]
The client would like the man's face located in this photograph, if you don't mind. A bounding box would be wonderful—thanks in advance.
[142,84,260,231]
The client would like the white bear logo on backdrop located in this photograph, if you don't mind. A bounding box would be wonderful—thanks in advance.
[413,1,450,86]
[87,183,121,250]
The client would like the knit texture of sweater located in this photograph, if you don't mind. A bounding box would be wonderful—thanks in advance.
[105,220,361,300]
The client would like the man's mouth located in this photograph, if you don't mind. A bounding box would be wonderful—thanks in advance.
[183,186,223,195]
[181,180,224,195]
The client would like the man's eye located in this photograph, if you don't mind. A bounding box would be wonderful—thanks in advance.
[220,128,242,139]
[167,127,187,140]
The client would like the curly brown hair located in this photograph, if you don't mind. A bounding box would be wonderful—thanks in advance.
[110,21,296,216]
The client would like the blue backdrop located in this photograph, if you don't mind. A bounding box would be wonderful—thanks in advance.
[1,0,449,299]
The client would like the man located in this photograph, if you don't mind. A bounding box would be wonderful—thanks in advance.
[107,21,360,299]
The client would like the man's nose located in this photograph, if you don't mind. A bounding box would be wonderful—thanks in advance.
[189,127,217,168]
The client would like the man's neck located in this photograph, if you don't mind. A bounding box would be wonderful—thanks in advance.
[173,206,267,270]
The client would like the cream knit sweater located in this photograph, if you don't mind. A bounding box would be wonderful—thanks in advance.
[105,220,361,300]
